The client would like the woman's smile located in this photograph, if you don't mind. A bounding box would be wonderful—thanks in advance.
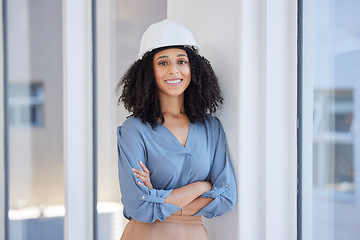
[165,78,183,86]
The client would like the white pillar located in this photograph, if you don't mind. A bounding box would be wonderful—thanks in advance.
[265,0,298,239]
[238,0,267,239]
[63,0,94,239]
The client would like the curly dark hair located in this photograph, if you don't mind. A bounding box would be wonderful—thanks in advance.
[117,46,223,128]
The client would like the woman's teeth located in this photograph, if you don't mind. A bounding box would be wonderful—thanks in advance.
[165,79,181,84]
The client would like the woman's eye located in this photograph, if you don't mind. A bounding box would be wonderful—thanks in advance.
[158,61,168,66]
[178,60,187,64]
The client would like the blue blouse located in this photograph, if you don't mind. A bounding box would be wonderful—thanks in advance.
[117,115,237,223]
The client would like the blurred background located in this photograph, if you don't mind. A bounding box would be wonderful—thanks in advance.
[5,0,166,239]
[311,0,360,239]
[1,0,360,239]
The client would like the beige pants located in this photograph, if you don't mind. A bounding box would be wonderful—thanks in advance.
[120,215,209,240]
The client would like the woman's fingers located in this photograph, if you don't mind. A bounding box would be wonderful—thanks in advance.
[139,160,150,173]
[133,172,148,182]
[132,168,147,177]
[132,162,153,189]
[137,181,146,187]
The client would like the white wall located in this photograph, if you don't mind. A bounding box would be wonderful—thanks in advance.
[168,2,241,239]
[168,1,298,240]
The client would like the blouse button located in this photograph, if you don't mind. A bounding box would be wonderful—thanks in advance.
[142,196,146,199]
[225,184,229,188]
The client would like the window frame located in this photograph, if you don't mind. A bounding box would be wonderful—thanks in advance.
[297,1,304,239]
[1,0,8,239]
[300,0,314,239]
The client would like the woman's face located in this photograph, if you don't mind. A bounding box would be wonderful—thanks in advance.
[153,48,191,98]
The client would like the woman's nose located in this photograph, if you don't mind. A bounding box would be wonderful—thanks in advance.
[168,63,179,74]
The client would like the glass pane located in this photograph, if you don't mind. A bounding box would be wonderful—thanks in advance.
[6,0,64,239]
[310,0,360,239]
[95,0,167,239]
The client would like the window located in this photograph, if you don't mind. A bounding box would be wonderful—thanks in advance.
[313,91,354,197]
[5,0,65,239]
[302,0,360,239]
[8,83,44,127]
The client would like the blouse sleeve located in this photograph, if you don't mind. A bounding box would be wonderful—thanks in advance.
[117,122,181,223]
[194,117,237,218]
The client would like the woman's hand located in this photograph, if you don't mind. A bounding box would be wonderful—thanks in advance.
[132,161,153,189]
[203,181,213,192]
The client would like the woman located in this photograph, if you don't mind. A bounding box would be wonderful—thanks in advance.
[117,19,236,240]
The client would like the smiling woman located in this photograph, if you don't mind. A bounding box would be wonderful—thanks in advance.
[116,20,237,240]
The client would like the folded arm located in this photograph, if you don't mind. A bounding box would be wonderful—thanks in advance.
[173,197,214,216]
[134,160,212,209]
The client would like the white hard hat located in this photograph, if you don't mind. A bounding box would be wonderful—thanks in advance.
[138,19,200,59]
